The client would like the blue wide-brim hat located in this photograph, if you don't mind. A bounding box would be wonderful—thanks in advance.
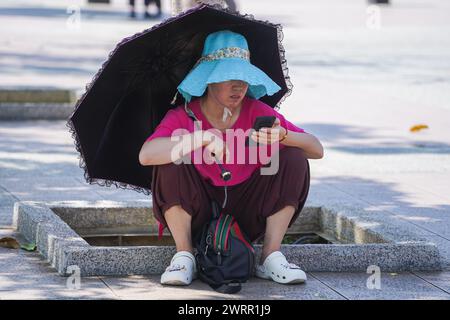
[177,30,282,102]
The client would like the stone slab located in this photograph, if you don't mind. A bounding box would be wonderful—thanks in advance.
[412,271,450,294]
[0,206,13,227]
[417,236,450,270]
[0,89,76,103]
[73,177,149,201]
[15,201,443,276]
[0,177,103,202]
[100,274,345,300]
[310,272,450,300]
[0,103,75,120]
[0,190,18,207]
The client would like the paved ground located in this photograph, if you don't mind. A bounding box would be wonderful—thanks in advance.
[1,0,450,299]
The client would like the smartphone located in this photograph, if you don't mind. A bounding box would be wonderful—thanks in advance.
[245,116,276,146]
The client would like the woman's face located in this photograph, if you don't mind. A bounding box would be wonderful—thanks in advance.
[207,80,249,110]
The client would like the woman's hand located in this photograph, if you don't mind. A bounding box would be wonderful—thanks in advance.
[250,118,287,145]
[202,130,230,163]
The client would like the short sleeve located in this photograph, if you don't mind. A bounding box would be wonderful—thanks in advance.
[250,98,307,134]
[145,109,183,142]
[276,112,308,134]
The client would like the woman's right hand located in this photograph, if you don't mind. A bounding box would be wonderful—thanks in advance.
[201,130,230,164]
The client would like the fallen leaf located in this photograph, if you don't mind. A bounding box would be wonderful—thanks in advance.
[410,124,429,132]
[20,243,37,251]
[0,237,20,249]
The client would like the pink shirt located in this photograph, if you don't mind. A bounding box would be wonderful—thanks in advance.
[146,96,307,187]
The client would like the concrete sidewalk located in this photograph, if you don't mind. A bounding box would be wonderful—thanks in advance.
[1,0,450,299]
[1,120,449,300]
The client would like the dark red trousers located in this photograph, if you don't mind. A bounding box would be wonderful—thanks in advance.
[151,146,310,243]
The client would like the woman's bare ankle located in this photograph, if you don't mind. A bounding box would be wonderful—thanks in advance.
[260,248,280,265]
[176,245,194,254]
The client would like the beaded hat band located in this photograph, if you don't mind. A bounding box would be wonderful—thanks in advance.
[193,47,250,69]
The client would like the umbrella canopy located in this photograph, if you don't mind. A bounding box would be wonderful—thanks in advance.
[67,4,293,196]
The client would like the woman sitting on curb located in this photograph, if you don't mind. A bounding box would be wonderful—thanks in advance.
[139,30,324,286]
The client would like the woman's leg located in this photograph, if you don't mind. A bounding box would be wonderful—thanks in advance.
[152,162,213,285]
[260,205,295,264]
[151,162,213,248]
[222,146,310,243]
[164,204,193,253]
[257,147,310,265]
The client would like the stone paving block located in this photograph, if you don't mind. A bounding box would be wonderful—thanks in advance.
[307,182,360,207]
[0,272,113,296]
[0,177,102,202]
[0,206,13,227]
[0,89,76,103]
[0,276,118,300]
[364,172,450,203]
[418,236,450,270]
[0,190,18,207]
[100,274,345,300]
[309,181,450,242]
[73,177,149,201]
[0,103,75,121]
[308,184,441,241]
[321,178,445,213]
[0,144,81,179]
[0,251,52,276]
[0,288,118,300]
[0,245,68,276]
[392,212,450,240]
[0,245,117,299]
[412,271,450,294]
[314,151,450,175]
[354,211,438,240]
[35,165,85,179]
[310,272,450,300]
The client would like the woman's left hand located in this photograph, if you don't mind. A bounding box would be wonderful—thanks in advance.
[250,118,287,145]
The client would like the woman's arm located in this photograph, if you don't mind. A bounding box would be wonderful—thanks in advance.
[139,131,205,165]
[279,130,324,159]
[252,118,324,159]
[139,130,228,165]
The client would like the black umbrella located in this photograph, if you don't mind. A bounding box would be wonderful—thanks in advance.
[67,3,293,196]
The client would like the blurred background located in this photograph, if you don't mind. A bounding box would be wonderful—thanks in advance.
[1,0,450,193]
[1,0,450,160]
[1,0,450,298]
[1,1,449,144]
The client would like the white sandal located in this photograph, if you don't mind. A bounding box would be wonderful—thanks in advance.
[160,251,197,286]
[255,251,307,284]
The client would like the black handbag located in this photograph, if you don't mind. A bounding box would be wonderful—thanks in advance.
[194,200,256,294]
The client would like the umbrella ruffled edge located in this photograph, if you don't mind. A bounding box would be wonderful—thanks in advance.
[65,3,293,196]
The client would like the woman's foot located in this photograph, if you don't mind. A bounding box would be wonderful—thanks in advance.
[160,251,197,286]
[255,251,307,284]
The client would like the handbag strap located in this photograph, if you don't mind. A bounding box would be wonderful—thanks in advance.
[211,200,221,219]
